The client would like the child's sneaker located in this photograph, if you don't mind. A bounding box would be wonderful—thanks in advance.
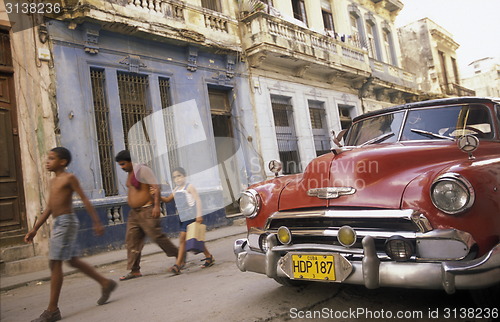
[31,308,61,322]
[97,279,118,305]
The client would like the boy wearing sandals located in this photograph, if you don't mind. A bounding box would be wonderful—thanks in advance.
[159,167,214,274]
[115,150,178,281]
[25,147,117,322]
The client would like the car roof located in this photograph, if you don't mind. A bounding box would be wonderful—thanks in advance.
[353,97,500,123]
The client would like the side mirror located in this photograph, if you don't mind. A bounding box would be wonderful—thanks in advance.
[268,160,282,177]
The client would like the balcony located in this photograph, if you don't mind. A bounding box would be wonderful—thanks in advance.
[442,83,476,97]
[240,11,370,82]
[369,59,418,93]
[371,0,404,13]
[55,0,240,51]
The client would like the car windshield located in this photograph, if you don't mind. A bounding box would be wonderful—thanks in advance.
[346,104,494,146]
[346,112,404,146]
[401,104,494,141]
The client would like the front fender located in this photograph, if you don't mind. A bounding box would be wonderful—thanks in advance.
[402,158,500,256]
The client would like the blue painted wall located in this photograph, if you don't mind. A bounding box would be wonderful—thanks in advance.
[47,19,257,255]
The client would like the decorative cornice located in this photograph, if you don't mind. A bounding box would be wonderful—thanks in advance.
[83,23,100,55]
[186,45,198,72]
[226,54,235,78]
[430,28,459,50]
[119,55,146,73]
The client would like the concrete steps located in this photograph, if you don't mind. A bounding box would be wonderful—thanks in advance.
[0,244,48,276]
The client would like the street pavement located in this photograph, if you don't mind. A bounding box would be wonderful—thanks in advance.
[0,218,247,292]
[1,217,482,322]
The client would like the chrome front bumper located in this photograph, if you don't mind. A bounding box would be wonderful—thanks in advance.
[234,236,500,294]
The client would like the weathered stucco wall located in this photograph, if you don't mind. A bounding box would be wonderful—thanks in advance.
[1,10,58,260]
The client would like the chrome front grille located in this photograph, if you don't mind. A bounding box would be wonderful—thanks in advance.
[265,209,430,258]
[266,209,429,233]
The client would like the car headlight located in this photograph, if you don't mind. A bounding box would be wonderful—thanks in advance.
[430,173,474,215]
[239,189,260,218]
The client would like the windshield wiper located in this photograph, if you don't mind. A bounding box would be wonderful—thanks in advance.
[410,129,454,141]
[360,132,395,147]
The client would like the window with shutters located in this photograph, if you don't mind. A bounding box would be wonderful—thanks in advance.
[201,0,222,12]
[366,23,376,59]
[383,30,394,65]
[292,0,307,25]
[321,0,335,32]
[350,13,361,48]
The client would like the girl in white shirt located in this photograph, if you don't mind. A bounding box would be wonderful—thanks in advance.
[161,167,214,274]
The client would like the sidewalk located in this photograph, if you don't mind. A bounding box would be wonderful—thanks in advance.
[0,219,247,292]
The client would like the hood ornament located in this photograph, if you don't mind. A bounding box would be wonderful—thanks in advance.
[457,134,479,160]
[307,187,356,199]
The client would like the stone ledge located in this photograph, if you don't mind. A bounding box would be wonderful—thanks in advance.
[1,256,48,276]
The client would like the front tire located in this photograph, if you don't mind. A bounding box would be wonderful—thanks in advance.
[469,284,500,308]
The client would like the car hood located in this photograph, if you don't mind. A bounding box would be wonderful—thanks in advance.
[278,142,468,211]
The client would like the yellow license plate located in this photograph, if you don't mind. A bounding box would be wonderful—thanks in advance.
[291,254,336,281]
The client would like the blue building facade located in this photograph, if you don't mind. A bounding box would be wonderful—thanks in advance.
[47,19,258,255]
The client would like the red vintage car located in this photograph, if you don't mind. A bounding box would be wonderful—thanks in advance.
[234,97,500,306]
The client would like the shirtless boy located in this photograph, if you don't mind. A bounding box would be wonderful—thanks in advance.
[25,147,117,322]
[114,150,178,280]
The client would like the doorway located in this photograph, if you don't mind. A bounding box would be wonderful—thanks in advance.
[208,88,240,214]
[0,30,27,246]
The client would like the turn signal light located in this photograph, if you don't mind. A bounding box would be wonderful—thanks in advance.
[277,226,292,245]
[338,226,356,247]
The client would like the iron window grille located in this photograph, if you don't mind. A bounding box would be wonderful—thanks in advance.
[90,68,118,196]
[117,72,160,176]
